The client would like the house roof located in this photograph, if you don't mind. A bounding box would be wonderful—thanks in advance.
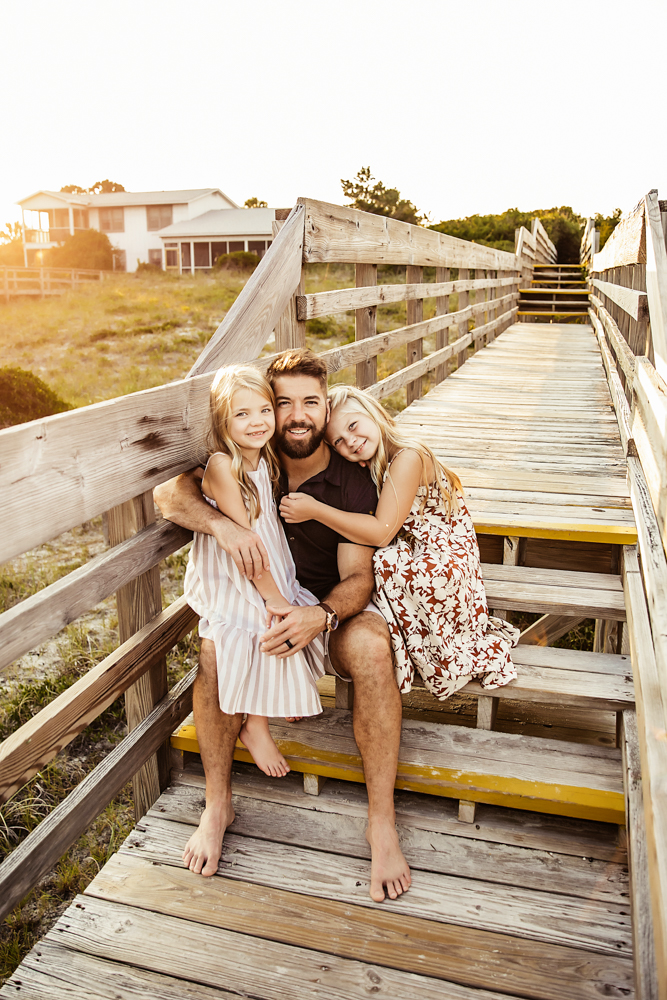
[157,208,276,238]
[17,188,239,209]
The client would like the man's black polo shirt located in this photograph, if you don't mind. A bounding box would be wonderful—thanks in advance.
[278,448,377,601]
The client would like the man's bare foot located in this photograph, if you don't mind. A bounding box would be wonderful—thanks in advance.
[239,715,290,777]
[182,798,235,877]
[366,816,412,902]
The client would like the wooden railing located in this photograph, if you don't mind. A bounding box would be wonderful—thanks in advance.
[584,189,667,987]
[0,199,530,922]
[580,218,599,266]
[515,218,558,272]
[1,265,105,301]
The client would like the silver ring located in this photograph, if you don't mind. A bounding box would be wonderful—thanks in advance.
[284,638,294,649]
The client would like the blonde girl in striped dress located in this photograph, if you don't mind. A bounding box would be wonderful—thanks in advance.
[184,366,325,778]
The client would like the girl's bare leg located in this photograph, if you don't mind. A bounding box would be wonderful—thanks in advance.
[239,714,290,777]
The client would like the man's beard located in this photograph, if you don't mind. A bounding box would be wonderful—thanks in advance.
[277,420,327,459]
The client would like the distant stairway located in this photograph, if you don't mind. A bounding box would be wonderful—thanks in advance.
[518,263,589,320]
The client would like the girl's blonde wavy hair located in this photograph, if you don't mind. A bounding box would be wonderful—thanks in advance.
[207,365,280,523]
[327,384,463,517]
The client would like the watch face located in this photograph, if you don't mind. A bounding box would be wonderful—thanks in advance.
[330,612,339,631]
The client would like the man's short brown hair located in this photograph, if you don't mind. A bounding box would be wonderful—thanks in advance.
[266,348,328,394]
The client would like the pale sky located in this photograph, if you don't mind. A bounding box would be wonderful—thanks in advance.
[2,0,665,228]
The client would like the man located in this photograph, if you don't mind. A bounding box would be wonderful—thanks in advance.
[154,348,410,903]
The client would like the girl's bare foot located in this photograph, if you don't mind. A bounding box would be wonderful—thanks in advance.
[182,798,235,876]
[285,716,302,722]
[239,715,290,777]
[366,816,412,902]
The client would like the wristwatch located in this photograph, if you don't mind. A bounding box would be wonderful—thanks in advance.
[319,602,339,633]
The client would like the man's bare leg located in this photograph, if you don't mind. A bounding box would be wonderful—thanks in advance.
[329,612,411,903]
[182,638,241,876]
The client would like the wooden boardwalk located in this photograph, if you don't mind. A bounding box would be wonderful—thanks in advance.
[1,319,642,1000]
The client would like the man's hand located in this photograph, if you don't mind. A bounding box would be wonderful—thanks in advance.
[279,493,320,524]
[212,520,271,580]
[260,604,326,659]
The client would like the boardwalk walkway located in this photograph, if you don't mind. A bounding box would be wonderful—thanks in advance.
[1,320,640,1000]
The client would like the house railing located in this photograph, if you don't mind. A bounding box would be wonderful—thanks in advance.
[0,199,536,923]
[583,189,667,985]
[1,265,105,301]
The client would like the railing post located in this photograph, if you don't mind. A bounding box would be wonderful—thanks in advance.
[355,263,377,388]
[434,266,450,384]
[474,268,486,351]
[457,268,469,368]
[104,491,167,820]
[406,265,423,403]
[275,267,306,351]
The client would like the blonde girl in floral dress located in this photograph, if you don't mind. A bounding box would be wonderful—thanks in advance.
[280,384,518,699]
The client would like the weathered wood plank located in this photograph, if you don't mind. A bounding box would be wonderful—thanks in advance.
[299,197,519,270]
[354,262,377,388]
[0,668,195,922]
[0,596,197,803]
[297,276,518,320]
[644,190,667,385]
[591,278,648,322]
[592,199,646,271]
[99,846,632,957]
[52,893,631,1000]
[620,710,659,999]
[0,941,240,1000]
[589,295,637,385]
[0,519,191,673]
[632,356,667,555]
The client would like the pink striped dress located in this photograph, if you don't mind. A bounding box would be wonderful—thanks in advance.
[183,456,325,717]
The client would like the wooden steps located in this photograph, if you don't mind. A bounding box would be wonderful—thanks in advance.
[1,768,633,1000]
[518,264,589,319]
[172,707,626,823]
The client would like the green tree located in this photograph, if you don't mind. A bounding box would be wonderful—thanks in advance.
[594,208,622,251]
[46,229,114,270]
[0,221,24,264]
[341,167,424,225]
[244,197,268,208]
[0,367,71,429]
[60,180,125,194]
[432,205,585,263]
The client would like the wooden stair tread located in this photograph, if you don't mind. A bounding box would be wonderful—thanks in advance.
[172,708,625,823]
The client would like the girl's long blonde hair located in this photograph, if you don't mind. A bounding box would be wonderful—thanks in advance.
[207,365,280,523]
[328,384,463,517]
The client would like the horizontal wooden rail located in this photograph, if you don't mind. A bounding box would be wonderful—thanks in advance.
[589,310,634,455]
[0,666,195,924]
[0,520,192,673]
[589,295,636,385]
[298,198,519,271]
[367,308,517,401]
[592,199,646,271]
[297,277,518,320]
[0,596,198,802]
[590,279,649,322]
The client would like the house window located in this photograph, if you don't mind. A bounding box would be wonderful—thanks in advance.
[99,208,124,232]
[211,241,227,263]
[165,244,179,268]
[180,243,191,268]
[148,249,163,268]
[73,209,89,229]
[248,240,266,256]
[147,205,173,231]
[194,243,210,268]
[229,241,245,252]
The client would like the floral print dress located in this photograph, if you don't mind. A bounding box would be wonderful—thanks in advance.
[373,472,519,700]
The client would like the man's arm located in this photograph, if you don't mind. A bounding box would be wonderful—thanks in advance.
[260,542,374,658]
[154,469,270,578]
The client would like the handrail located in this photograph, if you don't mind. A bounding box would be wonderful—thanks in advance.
[586,189,667,984]
[1,264,105,301]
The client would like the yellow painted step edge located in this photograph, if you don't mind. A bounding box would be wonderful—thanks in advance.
[472,520,637,545]
[172,726,624,826]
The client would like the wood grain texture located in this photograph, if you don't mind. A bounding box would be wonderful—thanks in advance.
[589,295,637,385]
[644,190,667,385]
[94,848,631,959]
[591,278,648,322]
[189,204,304,376]
[0,597,197,803]
[354,262,377,388]
[106,492,165,813]
[45,893,623,1000]
[620,710,659,999]
[299,197,519,270]
[592,199,646,271]
[0,668,195,923]
[632,356,667,554]
[406,264,424,403]
[297,276,518,320]
[622,545,667,991]
[0,519,191,673]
